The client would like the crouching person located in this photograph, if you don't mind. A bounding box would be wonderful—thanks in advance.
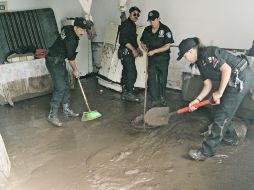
[45,17,91,127]
[177,37,254,160]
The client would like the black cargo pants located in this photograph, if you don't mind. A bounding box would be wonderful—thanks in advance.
[120,53,137,94]
[45,56,70,109]
[201,67,254,156]
[148,57,170,102]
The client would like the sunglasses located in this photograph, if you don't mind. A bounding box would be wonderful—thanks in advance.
[133,13,140,17]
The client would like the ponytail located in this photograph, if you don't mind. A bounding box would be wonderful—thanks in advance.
[193,37,205,48]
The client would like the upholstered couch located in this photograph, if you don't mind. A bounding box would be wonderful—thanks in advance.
[0,8,63,105]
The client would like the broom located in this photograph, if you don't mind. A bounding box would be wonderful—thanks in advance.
[78,78,102,121]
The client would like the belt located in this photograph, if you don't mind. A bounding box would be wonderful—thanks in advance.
[119,47,131,56]
[46,55,65,65]
[230,57,248,92]
[235,56,249,72]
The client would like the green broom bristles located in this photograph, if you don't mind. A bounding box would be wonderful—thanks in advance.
[81,111,102,121]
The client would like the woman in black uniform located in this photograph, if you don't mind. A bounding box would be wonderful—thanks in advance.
[140,10,174,107]
[177,37,254,160]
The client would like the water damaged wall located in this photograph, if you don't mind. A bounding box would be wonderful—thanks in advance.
[90,0,254,76]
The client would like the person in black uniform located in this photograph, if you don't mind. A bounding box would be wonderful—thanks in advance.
[118,6,143,102]
[46,17,91,127]
[140,10,174,107]
[177,37,254,160]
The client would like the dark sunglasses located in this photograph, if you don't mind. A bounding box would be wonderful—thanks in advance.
[133,13,140,17]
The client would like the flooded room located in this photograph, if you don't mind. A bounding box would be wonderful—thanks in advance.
[0,0,254,189]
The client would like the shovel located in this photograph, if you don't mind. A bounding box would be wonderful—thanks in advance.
[144,99,212,127]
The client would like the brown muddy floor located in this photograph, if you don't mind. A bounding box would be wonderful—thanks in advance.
[0,77,254,190]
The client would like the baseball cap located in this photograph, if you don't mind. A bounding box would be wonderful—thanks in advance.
[74,17,91,30]
[129,6,141,13]
[177,37,198,61]
[147,10,159,21]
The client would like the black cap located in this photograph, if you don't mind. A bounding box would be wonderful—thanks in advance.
[74,17,91,30]
[177,37,198,60]
[147,10,159,21]
[129,6,141,13]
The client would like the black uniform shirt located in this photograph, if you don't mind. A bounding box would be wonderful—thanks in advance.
[196,46,242,81]
[140,22,174,58]
[48,25,79,61]
[119,18,138,49]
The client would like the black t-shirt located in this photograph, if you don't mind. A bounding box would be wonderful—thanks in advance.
[197,46,242,81]
[140,22,174,60]
[48,25,79,61]
[119,18,138,49]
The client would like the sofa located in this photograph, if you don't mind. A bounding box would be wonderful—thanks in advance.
[0,8,59,106]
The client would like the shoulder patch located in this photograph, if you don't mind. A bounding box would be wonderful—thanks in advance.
[60,29,66,40]
[166,32,172,39]
[158,30,164,37]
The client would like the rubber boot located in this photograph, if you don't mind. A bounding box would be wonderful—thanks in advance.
[122,92,140,102]
[160,97,167,106]
[63,104,79,117]
[149,100,160,109]
[188,149,208,161]
[48,106,63,127]
[121,85,127,101]
[223,128,240,146]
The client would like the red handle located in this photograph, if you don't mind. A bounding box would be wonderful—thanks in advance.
[176,99,211,114]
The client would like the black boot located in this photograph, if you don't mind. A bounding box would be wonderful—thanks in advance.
[122,92,140,102]
[121,85,128,101]
[63,104,79,117]
[188,149,208,161]
[223,128,240,146]
[222,137,239,146]
[48,106,63,127]
[160,97,167,106]
[148,100,160,109]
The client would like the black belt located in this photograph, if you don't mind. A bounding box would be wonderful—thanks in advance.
[46,55,65,65]
[235,56,249,72]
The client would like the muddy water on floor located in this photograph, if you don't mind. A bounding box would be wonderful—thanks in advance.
[85,114,212,190]
[1,78,253,190]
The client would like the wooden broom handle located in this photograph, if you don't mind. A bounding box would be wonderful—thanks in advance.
[144,55,148,117]
[78,78,91,112]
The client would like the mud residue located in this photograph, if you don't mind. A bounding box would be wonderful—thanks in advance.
[85,114,211,190]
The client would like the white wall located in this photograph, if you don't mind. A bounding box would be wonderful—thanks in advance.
[7,0,84,30]
[91,0,254,49]
[90,0,120,43]
[5,0,253,72]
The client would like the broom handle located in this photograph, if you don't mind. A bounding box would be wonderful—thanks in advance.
[144,55,148,117]
[176,99,211,114]
[78,78,91,112]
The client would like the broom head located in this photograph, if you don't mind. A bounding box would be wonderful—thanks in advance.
[81,110,102,121]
